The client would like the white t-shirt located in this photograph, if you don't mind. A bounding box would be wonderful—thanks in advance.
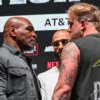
[38,67,60,100]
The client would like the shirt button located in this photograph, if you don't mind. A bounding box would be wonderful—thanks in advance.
[31,84,33,87]
[26,67,28,69]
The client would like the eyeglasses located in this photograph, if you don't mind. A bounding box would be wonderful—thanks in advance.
[52,39,70,47]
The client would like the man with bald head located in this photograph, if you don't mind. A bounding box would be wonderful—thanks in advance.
[0,17,41,100]
[38,29,71,100]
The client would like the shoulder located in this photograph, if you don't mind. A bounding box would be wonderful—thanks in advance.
[0,46,12,61]
[61,42,80,65]
[64,42,78,49]
[0,47,9,60]
[0,46,10,55]
[62,42,80,56]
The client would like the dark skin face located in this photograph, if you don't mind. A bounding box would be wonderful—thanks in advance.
[4,17,37,51]
[15,19,37,51]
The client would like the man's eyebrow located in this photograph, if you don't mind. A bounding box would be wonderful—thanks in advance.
[26,26,34,31]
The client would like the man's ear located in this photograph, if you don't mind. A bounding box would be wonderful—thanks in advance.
[80,20,86,31]
[10,27,17,37]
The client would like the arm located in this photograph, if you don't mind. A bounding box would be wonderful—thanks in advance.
[0,59,7,100]
[52,42,80,100]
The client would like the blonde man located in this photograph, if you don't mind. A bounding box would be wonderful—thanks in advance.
[53,3,100,100]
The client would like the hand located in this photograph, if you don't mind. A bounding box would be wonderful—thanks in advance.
[52,85,71,100]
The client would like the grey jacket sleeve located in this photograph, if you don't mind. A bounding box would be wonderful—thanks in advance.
[0,60,7,100]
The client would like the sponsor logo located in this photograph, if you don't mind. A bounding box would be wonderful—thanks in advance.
[44,46,54,52]
[91,81,100,100]
[0,14,68,32]
[0,0,80,5]
[47,61,59,69]
[32,64,38,69]
[24,43,38,56]
[45,17,67,27]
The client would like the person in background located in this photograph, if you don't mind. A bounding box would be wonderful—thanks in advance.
[0,16,41,100]
[52,2,100,100]
[38,29,71,100]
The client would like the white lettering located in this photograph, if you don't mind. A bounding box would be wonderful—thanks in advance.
[29,0,49,3]
[32,64,37,69]
[0,0,81,5]
[91,81,100,100]
[0,0,2,5]
[54,0,66,2]
[10,0,26,5]
[69,0,80,2]
[1,0,67,5]
[44,46,54,52]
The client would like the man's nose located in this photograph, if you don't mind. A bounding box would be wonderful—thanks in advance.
[58,42,64,49]
[31,31,37,39]
[68,27,71,32]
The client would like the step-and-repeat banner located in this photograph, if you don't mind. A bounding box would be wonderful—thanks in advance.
[0,0,99,74]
